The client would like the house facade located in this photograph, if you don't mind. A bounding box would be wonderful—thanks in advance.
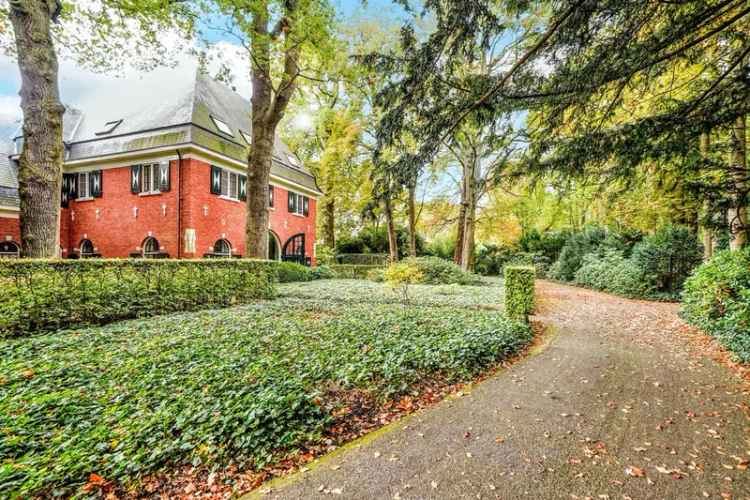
[0,73,320,263]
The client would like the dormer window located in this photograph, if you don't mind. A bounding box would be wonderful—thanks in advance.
[95,119,122,136]
[240,131,252,145]
[211,116,234,136]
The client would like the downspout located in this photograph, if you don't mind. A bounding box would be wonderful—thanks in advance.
[176,149,183,258]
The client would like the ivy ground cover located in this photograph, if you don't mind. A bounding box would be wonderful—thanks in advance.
[0,278,529,498]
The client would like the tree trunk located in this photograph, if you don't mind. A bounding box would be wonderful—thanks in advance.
[246,131,273,258]
[460,198,476,272]
[407,182,417,257]
[245,3,299,259]
[453,170,467,265]
[699,132,714,260]
[729,114,747,251]
[384,196,398,261]
[460,164,477,272]
[323,196,335,249]
[10,0,65,258]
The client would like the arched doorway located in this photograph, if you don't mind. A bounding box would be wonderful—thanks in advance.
[0,241,20,258]
[282,233,306,265]
[268,231,281,261]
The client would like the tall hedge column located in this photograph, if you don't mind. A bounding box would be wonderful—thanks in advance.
[504,266,535,322]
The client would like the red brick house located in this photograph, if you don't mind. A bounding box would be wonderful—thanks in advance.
[0,73,320,263]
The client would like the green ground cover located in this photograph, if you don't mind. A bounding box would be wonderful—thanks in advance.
[0,278,528,498]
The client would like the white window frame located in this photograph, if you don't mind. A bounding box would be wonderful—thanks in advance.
[289,191,307,216]
[211,116,234,137]
[77,172,91,199]
[139,163,160,195]
[220,170,240,200]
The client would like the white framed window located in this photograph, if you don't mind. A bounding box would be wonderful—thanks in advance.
[220,170,240,200]
[140,163,160,194]
[211,116,234,137]
[77,172,90,199]
[287,191,309,216]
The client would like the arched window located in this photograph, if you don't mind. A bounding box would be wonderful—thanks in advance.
[268,231,281,261]
[213,239,232,256]
[0,241,20,259]
[80,239,95,256]
[282,233,306,265]
[142,237,160,257]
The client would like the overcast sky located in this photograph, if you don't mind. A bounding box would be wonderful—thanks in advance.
[0,0,408,144]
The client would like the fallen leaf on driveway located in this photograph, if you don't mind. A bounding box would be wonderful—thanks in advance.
[625,466,645,477]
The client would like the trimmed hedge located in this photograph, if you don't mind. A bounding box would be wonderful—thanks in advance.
[504,266,535,321]
[681,248,750,363]
[329,264,383,279]
[335,253,389,265]
[0,259,276,337]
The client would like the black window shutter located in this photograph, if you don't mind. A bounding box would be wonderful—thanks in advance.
[131,165,141,193]
[303,196,309,216]
[239,175,247,201]
[210,166,222,195]
[159,161,171,192]
[61,174,73,207]
[91,170,103,198]
[69,173,78,199]
[288,191,295,212]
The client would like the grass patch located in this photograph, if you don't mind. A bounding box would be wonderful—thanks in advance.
[0,279,526,497]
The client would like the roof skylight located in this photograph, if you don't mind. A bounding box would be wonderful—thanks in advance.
[95,119,123,136]
[211,116,234,136]
[240,131,252,145]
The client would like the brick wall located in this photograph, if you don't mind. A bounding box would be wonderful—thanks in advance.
[181,158,317,262]
[63,162,179,258]
[0,215,20,244]
[56,157,317,261]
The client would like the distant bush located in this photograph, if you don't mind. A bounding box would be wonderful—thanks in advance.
[504,266,535,321]
[316,245,336,266]
[335,226,425,258]
[425,236,456,260]
[0,259,276,337]
[407,257,482,285]
[379,257,481,286]
[474,244,515,276]
[275,262,315,283]
[519,229,570,263]
[311,265,337,280]
[681,248,750,363]
[548,226,608,281]
[574,251,653,298]
[632,226,703,296]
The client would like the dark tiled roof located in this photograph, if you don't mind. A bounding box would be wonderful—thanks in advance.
[15,72,319,194]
